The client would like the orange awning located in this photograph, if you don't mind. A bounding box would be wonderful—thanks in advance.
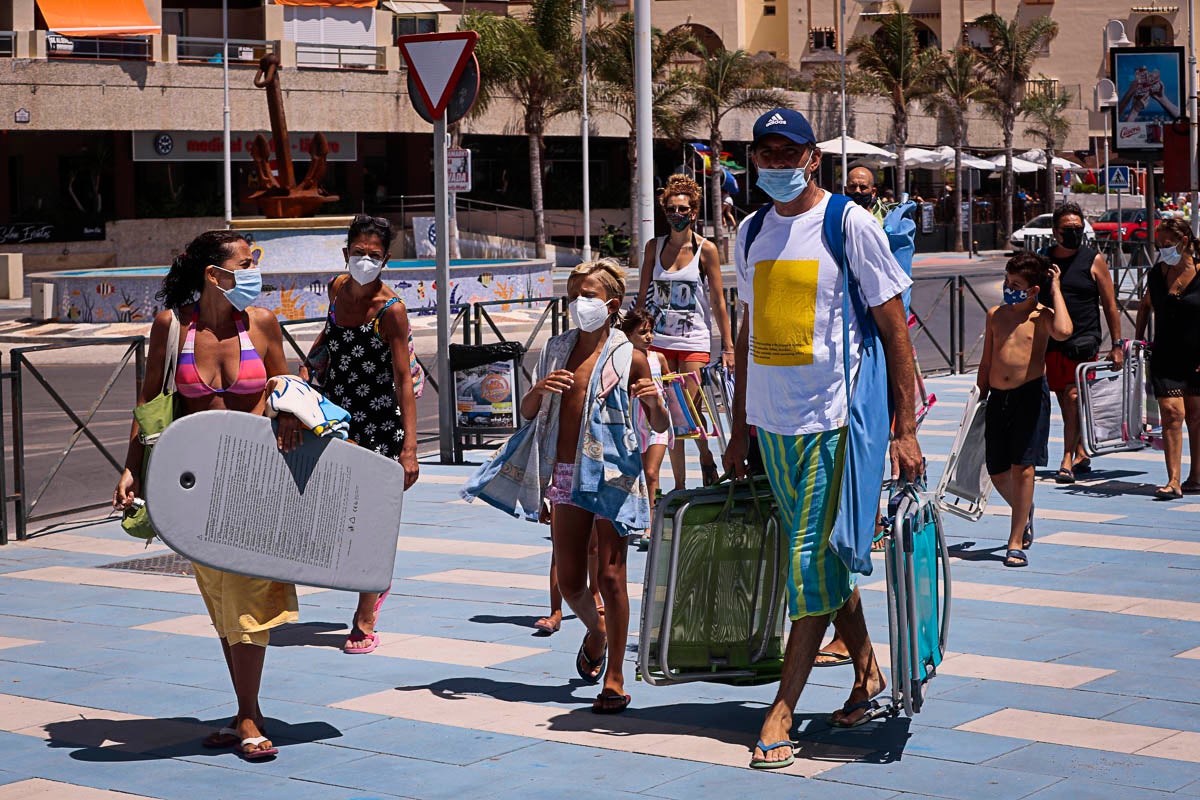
[36,0,160,36]
[274,0,378,6]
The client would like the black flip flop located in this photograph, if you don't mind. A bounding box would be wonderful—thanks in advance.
[1154,486,1183,501]
[591,692,631,714]
[1023,505,1035,550]
[1054,468,1075,484]
[1073,459,1093,474]
[575,633,606,685]
[813,649,853,668]
[1004,549,1028,568]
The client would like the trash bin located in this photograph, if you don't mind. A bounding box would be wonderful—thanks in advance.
[449,341,525,434]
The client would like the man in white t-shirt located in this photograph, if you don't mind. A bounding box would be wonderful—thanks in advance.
[724,108,922,769]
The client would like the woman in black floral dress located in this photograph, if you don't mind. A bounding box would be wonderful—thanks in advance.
[301,215,419,653]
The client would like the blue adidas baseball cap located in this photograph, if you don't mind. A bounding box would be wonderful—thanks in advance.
[752,108,816,148]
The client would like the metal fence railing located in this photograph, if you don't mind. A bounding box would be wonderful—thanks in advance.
[48,35,150,61]
[295,42,385,70]
[177,37,275,65]
[6,337,146,543]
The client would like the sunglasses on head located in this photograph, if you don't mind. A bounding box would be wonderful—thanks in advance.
[353,214,391,229]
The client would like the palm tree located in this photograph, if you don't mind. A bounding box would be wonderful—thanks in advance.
[924,47,992,251]
[847,1,943,200]
[463,0,579,258]
[1023,82,1073,207]
[588,14,701,262]
[692,46,787,256]
[974,11,1059,244]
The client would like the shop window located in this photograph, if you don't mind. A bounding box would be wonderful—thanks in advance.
[763,5,776,14]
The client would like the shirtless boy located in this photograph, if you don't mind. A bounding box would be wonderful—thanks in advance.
[517,261,668,711]
[977,252,1073,568]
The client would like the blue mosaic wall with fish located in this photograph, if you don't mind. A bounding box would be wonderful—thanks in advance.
[52,260,555,323]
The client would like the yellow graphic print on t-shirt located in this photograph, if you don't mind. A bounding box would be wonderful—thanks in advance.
[751,259,819,366]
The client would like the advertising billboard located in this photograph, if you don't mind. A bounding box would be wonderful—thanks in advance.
[1111,46,1184,154]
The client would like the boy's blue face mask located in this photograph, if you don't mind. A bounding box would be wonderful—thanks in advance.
[1003,286,1031,305]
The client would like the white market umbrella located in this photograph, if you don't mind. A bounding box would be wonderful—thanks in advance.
[1018,148,1083,170]
[987,154,1041,173]
[817,137,895,157]
[931,146,998,171]
[851,146,943,168]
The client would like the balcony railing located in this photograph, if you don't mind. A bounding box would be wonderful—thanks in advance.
[295,42,385,70]
[0,32,15,57]
[47,34,150,61]
[178,37,275,65]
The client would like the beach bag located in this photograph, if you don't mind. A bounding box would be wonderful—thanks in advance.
[123,311,180,540]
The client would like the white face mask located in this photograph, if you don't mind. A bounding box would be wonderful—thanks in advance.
[570,296,611,332]
[347,254,384,285]
[1159,245,1182,266]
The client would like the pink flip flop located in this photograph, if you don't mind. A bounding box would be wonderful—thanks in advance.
[343,631,379,654]
[343,587,390,654]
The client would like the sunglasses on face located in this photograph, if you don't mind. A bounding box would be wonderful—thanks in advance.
[663,206,692,214]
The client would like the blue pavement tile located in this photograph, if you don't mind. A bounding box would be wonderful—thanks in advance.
[50,677,233,718]
[322,717,538,765]
[818,751,1061,800]
[484,780,657,800]
[0,642,125,672]
[646,764,898,800]
[983,743,1200,792]
[49,603,189,629]
[934,681,1140,719]
[0,661,119,700]
[1100,698,1200,733]
[901,725,1031,764]
[295,752,535,799]
[1081,671,1200,704]
[1020,778,1197,800]
[481,741,707,794]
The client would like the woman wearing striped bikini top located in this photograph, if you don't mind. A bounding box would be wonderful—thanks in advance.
[113,230,303,761]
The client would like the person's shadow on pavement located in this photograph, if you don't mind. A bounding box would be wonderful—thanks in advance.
[393,676,910,765]
[43,715,342,762]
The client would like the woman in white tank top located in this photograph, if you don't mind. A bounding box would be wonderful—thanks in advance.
[635,174,734,489]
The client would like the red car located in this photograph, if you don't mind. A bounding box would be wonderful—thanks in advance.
[1091,208,1163,242]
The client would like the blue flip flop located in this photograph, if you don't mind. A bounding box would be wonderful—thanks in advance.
[1004,549,1028,568]
[749,739,794,769]
[575,632,606,685]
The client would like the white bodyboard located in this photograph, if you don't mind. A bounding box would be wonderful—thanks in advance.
[146,410,404,592]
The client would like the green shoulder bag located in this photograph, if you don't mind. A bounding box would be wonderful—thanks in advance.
[122,311,180,540]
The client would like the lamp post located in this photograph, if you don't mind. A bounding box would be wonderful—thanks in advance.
[580,0,592,260]
[1188,0,1198,235]
[633,0,653,259]
[1098,21,1130,214]
[222,0,232,227]
[1094,79,1116,212]
[839,0,848,191]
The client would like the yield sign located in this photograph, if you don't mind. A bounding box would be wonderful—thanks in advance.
[397,32,479,121]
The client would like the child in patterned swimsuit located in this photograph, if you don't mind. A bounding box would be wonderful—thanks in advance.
[619,307,673,551]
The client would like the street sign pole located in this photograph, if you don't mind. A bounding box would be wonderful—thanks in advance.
[434,116,453,464]
[396,31,480,464]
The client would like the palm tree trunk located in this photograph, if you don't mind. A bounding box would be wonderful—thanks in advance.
[1002,112,1014,244]
[1044,142,1055,209]
[709,130,725,258]
[529,125,547,260]
[952,122,964,252]
[628,134,640,268]
[895,113,908,200]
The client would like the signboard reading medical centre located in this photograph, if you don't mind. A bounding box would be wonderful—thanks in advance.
[132,131,357,162]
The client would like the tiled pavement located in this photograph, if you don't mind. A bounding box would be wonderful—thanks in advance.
[0,374,1198,799]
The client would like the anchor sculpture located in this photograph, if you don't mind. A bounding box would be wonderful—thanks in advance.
[249,53,339,218]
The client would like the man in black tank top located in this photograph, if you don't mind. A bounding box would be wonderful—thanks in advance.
[1039,203,1124,483]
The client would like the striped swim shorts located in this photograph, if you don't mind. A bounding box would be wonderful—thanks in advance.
[756,427,855,620]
